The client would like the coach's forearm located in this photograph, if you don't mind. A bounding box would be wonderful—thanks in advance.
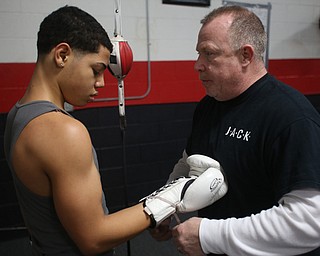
[199,189,320,255]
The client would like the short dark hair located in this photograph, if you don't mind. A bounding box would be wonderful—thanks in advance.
[37,5,113,56]
[201,5,267,60]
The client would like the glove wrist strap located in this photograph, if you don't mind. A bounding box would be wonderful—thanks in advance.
[142,200,157,229]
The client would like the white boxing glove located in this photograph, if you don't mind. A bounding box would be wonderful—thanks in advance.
[141,167,227,228]
[187,154,221,177]
[177,166,228,213]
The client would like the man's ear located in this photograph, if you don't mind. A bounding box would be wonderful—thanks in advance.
[54,43,71,68]
[240,44,254,66]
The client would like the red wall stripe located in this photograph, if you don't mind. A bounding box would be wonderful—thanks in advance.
[1,59,319,113]
[267,59,320,95]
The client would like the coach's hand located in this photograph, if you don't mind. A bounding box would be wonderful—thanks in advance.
[173,217,205,256]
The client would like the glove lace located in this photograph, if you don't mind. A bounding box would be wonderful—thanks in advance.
[147,177,185,198]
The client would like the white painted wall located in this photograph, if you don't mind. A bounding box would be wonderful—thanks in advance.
[0,0,319,63]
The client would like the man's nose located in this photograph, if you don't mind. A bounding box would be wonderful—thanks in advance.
[194,56,205,72]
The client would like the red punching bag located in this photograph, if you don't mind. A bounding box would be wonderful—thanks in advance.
[108,35,133,79]
[107,0,133,129]
[108,0,133,79]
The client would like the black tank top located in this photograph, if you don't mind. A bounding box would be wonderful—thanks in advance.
[4,101,113,256]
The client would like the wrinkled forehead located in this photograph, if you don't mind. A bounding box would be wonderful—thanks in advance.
[199,14,233,36]
[196,15,233,49]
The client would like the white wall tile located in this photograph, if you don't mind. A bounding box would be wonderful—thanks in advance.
[0,0,319,62]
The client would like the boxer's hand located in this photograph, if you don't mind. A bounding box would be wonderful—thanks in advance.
[141,167,227,228]
[176,166,227,213]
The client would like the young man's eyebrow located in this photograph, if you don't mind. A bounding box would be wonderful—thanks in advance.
[95,62,107,70]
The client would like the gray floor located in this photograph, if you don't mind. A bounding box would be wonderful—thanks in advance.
[0,212,196,256]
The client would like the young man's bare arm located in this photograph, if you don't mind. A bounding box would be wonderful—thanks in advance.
[23,112,151,254]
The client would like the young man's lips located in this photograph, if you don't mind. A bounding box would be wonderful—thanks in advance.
[89,93,98,101]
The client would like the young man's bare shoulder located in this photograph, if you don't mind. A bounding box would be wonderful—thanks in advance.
[18,110,92,170]
[31,111,85,132]
[23,110,90,148]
